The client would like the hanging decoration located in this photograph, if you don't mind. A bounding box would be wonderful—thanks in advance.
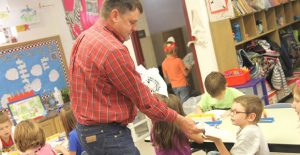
[63,0,103,39]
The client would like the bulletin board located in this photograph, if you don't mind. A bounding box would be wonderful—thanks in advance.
[0,36,69,109]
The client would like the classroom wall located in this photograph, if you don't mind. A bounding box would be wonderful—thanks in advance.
[142,0,186,34]
[184,0,219,84]
[6,0,137,66]
[136,7,157,68]
[9,0,73,64]
[5,0,219,85]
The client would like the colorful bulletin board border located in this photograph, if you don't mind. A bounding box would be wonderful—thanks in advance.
[0,36,69,109]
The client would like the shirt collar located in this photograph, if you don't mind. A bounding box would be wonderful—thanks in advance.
[94,19,125,43]
[166,55,177,60]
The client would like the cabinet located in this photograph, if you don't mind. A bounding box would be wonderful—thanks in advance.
[232,78,269,105]
[38,115,63,137]
[210,0,300,72]
[127,111,152,142]
[38,117,57,137]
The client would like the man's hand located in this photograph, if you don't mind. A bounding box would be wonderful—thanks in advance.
[175,114,204,135]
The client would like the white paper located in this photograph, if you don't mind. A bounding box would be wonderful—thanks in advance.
[197,122,235,141]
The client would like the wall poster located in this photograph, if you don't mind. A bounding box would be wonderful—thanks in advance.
[0,36,68,109]
[206,0,234,22]
[63,0,103,39]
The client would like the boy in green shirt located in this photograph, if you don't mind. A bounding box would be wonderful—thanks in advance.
[196,72,244,113]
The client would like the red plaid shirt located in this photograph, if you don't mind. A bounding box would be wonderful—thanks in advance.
[69,20,177,125]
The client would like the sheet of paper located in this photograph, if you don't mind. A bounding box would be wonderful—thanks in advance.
[197,122,236,142]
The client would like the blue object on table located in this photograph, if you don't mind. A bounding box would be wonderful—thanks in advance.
[205,120,222,126]
[259,117,274,123]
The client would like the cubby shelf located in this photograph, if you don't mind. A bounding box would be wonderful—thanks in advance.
[210,0,300,104]
[210,0,300,72]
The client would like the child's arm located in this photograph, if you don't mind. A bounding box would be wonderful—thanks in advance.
[188,133,204,144]
[55,145,69,155]
[206,136,231,155]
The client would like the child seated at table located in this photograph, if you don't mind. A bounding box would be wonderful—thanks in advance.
[13,119,56,155]
[0,111,16,153]
[196,72,244,113]
[205,95,270,155]
[55,105,86,155]
[151,94,204,155]
[292,80,300,118]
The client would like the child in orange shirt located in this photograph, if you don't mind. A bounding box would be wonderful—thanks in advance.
[162,36,191,102]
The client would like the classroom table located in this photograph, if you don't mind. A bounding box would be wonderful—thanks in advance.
[145,108,300,153]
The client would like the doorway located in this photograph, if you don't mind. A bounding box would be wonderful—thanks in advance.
[134,0,204,96]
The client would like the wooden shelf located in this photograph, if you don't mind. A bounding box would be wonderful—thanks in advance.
[278,19,300,29]
[210,0,300,72]
[235,29,276,46]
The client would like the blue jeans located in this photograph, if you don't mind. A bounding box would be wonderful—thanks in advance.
[172,85,191,103]
[76,123,140,155]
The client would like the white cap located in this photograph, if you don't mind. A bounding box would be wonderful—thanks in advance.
[167,36,175,43]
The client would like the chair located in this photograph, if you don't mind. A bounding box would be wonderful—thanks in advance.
[264,103,292,109]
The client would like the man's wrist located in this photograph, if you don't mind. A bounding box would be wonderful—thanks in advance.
[175,114,183,124]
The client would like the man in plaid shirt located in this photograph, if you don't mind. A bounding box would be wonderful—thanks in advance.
[69,0,202,154]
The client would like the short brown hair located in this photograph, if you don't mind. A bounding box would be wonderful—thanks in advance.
[59,104,77,139]
[205,72,226,97]
[14,119,46,152]
[0,111,10,124]
[101,0,143,19]
[234,95,263,123]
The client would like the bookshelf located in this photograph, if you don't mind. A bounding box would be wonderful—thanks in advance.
[209,0,300,103]
[210,0,300,72]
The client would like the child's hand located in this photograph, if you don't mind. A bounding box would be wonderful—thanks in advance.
[204,135,222,143]
[54,145,67,154]
[175,114,204,135]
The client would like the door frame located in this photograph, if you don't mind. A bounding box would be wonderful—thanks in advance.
[130,1,205,94]
[181,0,204,93]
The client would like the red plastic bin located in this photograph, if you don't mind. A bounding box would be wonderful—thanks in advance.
[224,69,250,86]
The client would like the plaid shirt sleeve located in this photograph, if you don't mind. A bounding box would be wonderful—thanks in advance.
[105,47,178,122]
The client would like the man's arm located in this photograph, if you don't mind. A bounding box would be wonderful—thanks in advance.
[175,114,204,135]
[105,48,202,135]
